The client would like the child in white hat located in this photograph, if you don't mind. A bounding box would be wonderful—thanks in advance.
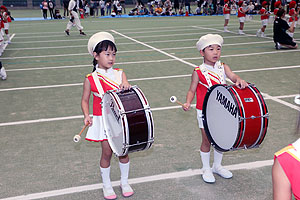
[81,32,133,199]
[182,34,248,184]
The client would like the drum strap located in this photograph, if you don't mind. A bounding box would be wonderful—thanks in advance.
[92,71,105,98]
[199,61,225,88]
[91,70,122,98]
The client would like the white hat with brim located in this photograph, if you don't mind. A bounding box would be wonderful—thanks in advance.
[196,34,223,51]
[87,32,115,56]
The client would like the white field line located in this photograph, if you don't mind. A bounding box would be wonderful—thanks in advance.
[11,28,262,41]
[12,23,261,36]
[0,94,298,127]
[4,34,263,51]
[9,28,263,44]
[264,93,300,111]
[3,46,300,60]
[5,40,274,51]
[0,159,274,200]
[1,34,15,52]
[1,64,300,91]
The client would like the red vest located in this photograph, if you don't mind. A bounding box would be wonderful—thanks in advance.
[238,7,245,17]
[86,68,121,116]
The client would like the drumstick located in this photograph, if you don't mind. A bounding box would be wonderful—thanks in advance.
[170,96,185,107]
[73,124,88,143]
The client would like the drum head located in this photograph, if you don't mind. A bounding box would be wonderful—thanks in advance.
[102,92,125,156]
[203,85,240,151]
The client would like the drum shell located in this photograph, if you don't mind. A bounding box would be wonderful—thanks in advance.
[102,86,154,156]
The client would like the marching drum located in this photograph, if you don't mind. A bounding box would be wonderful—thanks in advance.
[202,84,268,152]
[102,86,154,156]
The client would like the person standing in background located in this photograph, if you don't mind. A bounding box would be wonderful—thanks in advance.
[42,0,48,19]
[48,0,55,19]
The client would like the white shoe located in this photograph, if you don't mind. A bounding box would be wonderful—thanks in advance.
[256,31,260,37]
[261,33,266,37]
[120,183,134,197]
[224,29,230,32]
[0,67,7,80]
[239,31,245,35]
[212,165,233,179]
[103,186,117,200]
[202,168,215,183]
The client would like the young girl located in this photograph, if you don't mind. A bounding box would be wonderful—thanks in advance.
[256,1,270,37]
[237,1,249,34]
[183,34,248,183]
[287,1,299,38]
[0,6,11,44]
[81,32,134,200]
[273,1,282,16]
[223,0,231,32]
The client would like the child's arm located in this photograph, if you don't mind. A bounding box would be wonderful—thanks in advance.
[183,71,199,111]
[81,78,93,126]
[224,64,248,89]
[120,71,131,90]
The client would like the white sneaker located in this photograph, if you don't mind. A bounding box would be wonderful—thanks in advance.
[202,168,215,183]
[239,30,245,35]
[0,67,7,80]
[256,30,260,37]
[120,183,134,197]
[224,29,230,32]
[212,165,233,179]
[261,33,266,37]
[103,186,117,200]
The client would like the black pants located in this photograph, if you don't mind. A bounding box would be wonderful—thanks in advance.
[49,9,54,19]
[43,9,47,19]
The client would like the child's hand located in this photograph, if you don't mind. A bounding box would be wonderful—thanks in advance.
[120,82,131,90]
[182,102,190,111]
[235,79,248,89]
[84,116,92,126]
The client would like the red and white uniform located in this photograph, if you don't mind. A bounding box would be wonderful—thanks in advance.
[260,7,269,26]
[195,61,226,128]
[274,8,279,16]
[274,138,300,200]
[1,11,10,30]
[85,67,123,142]
[289,8,298,27]
[238,7,246,22]
[223,3,230,19]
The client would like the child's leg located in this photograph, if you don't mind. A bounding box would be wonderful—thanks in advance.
[100,141,117,199]
[119,155,134,197]
[239,22,244,30]
[212,149,233,179]
[224,18,229,31]
[5,29,10,42]
[200,128,215,183]
[260,25,266,37]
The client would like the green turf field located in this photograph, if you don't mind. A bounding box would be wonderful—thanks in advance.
[0,10,300,200]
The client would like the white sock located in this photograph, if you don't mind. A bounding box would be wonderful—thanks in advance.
[224,26,227,30]
[213,149,223,168]
[6,34,10,41]
[200,151,211,169]
[100,166,112,188]
[119,162,130,186]
[288,32,294,38]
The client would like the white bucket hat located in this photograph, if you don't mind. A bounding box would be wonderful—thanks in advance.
[196,34,223,51]
[87,32,115,56]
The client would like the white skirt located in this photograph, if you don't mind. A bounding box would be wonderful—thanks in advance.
[85,116,108,142]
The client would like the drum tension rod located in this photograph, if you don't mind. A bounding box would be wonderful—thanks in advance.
[123,139,154,148]
[239,113,269,121]
[121,108,151,115]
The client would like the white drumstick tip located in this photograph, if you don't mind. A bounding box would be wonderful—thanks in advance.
[73,135,81,143]
[170,96,177,103]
